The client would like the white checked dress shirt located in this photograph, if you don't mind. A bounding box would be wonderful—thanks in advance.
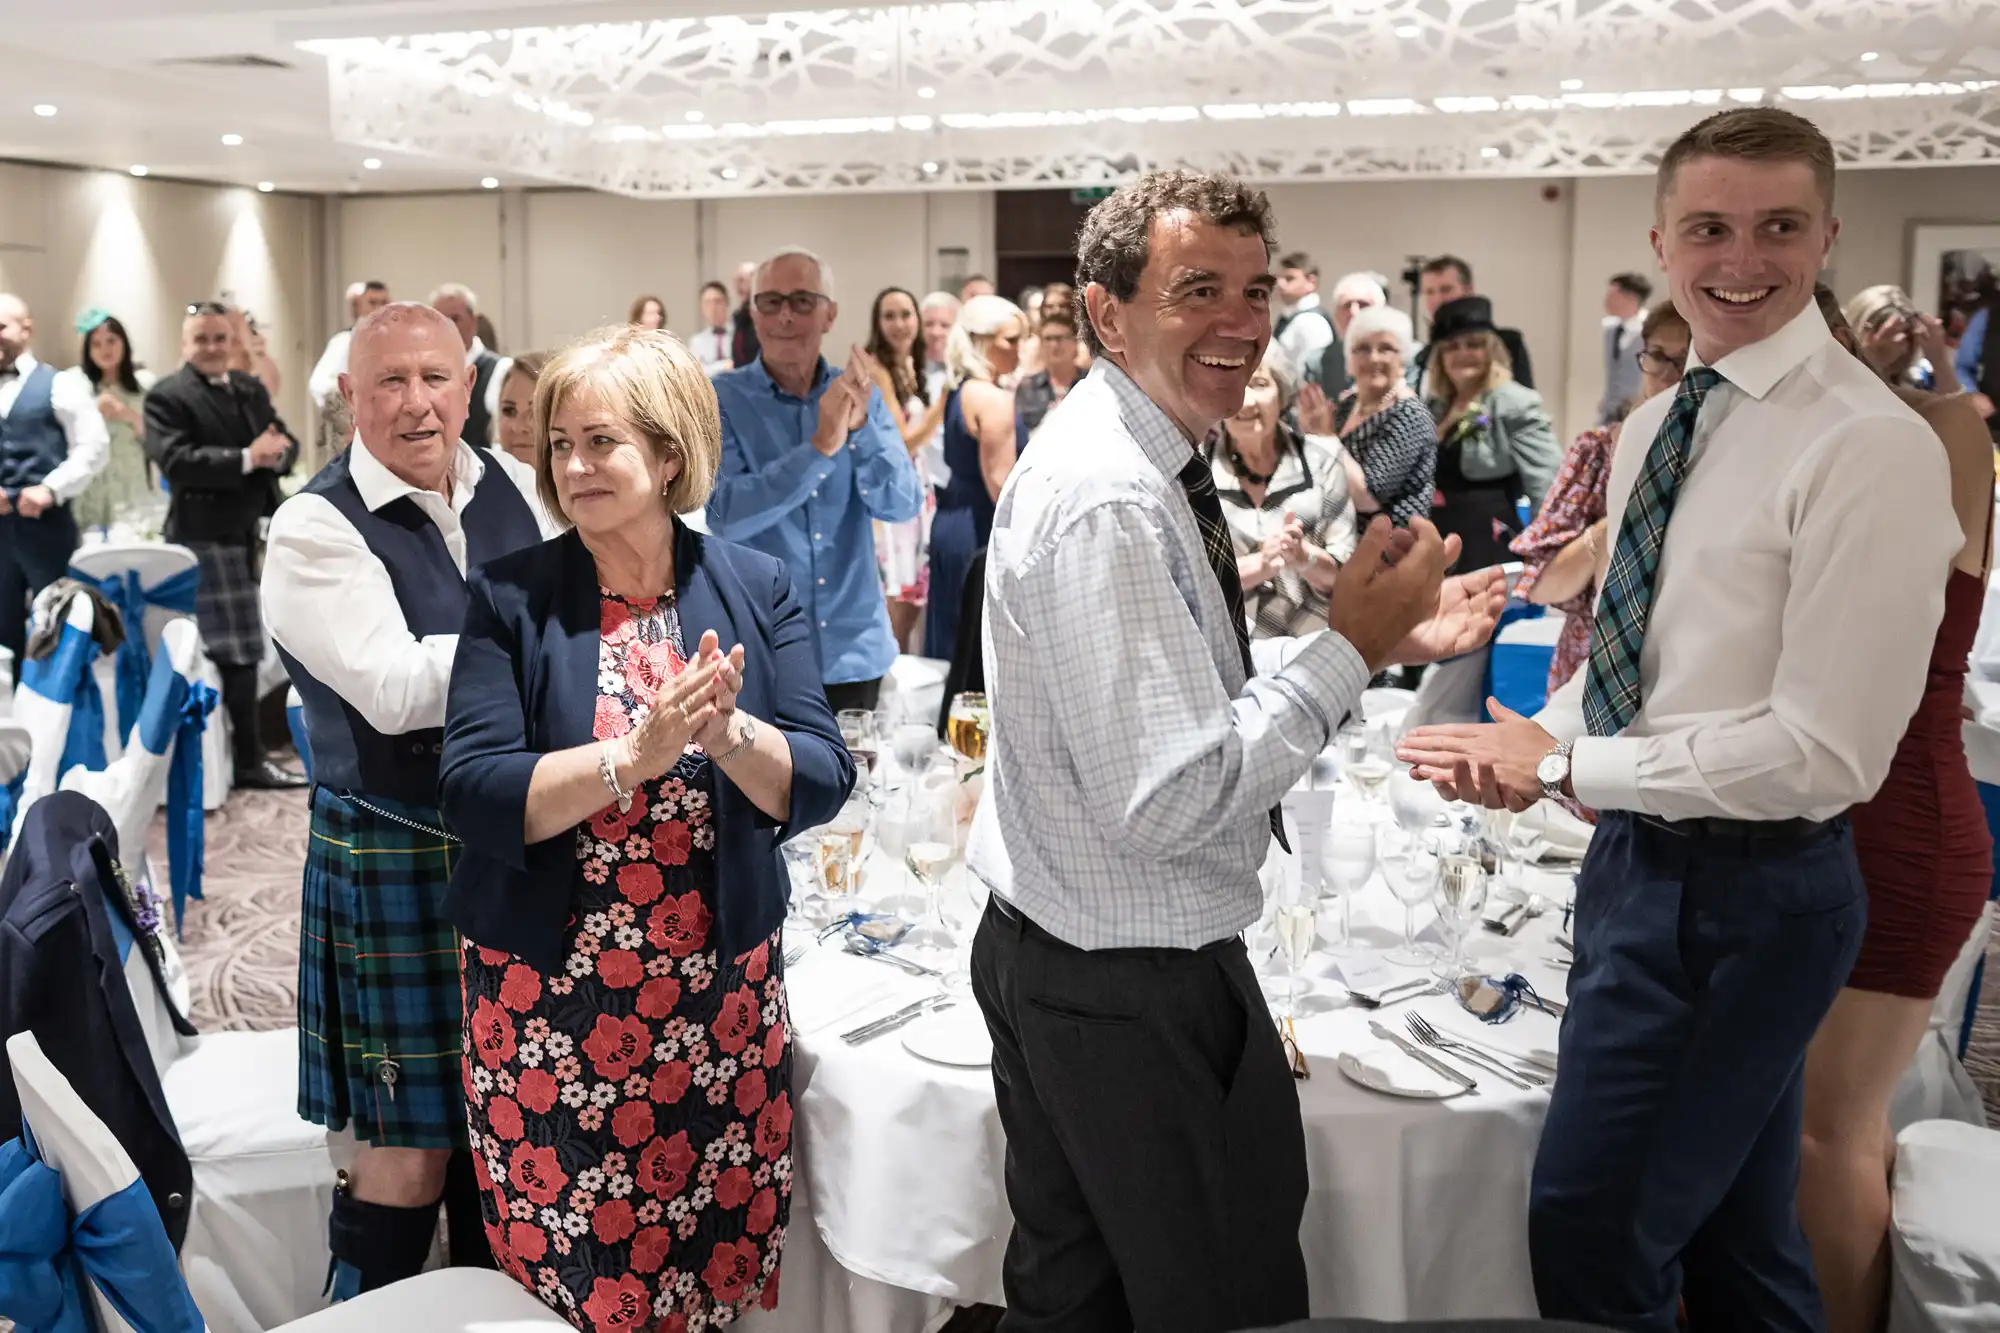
[1538,299,1961,822]
[0,351,110,501]
[967,360,1371,950]
[261,438,558,735]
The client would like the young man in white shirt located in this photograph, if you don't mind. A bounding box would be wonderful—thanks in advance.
[1272,250,1335,380]
[263,302,555,1299]
[687,280,734,375]
[1398,108,1961,1331]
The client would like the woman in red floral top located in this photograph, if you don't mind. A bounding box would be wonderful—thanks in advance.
[442,328,854,1333]
[1511,301,1691,695]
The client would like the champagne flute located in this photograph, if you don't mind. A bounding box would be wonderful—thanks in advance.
[1273,866,1316,1021]
[1431,852,1489,980]
[901,761,962,963]
[1318,819,1375,955]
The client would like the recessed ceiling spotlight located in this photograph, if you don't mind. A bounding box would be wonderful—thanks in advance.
[685,110,705,122]
[481,176,500,189]
[922,160,939,173]
[362,157,382,170]
[916,85,936,99]
[1560,78,1584,91]
[256,180,274,192]
[1860,51,1879,62]
[129,164,148,176]
[221,133,243,146]
[1394,24,1420,37]
[1481,146,1501,158]
[720,166,740,180]
[32,104,56,118]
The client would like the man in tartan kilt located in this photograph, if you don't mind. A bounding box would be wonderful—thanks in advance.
[263,302,551,1297]
[144,301,305,789]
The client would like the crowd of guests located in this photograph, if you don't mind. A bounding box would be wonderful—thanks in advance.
[5,100,2000,1333]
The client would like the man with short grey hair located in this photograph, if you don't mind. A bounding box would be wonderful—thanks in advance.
[307,279,391,457]
[707,248,922,712]
[968,169,1504,1330]
[426,283,507,447]
[1305,270,1390,395]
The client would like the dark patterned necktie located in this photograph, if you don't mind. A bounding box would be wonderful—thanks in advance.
[1581,367,1725,736]
[1178,451,1290,852]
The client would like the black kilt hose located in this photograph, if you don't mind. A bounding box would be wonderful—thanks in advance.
[296,787,468,1149]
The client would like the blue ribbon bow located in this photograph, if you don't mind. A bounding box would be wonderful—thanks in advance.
[0,1137,204,1333]
[19,623,108,781]
[64,567,201,744]
[146,677,217,936]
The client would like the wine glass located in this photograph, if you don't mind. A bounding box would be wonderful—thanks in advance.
[1318,818,1375,955]
[781,836,823,927]
[1380,822,1444,966]
[1484,807,1526,896]
[890,724,940,783]
[946,692,990,764]
[1337,725,1393,807]
[1272,859,1317,1021]
[837,709,879,785]
[1431,851,1489,981]
[901,760,963,964]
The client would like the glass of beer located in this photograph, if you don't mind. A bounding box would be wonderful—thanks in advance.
[947,692,990,763]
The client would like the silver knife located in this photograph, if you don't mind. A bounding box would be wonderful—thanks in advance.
[1368,1020,1479,1093]
[841,995,952,1044]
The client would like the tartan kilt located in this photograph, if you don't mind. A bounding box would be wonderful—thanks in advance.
[297,786,468,1148]
[184,538,266,668]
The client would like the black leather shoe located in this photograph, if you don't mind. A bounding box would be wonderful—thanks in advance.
[237,759,309,790]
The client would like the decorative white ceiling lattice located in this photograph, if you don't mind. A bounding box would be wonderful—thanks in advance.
[301,0,2000,196]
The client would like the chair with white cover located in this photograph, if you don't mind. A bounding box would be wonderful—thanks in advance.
[2,1030,205,1333]
[1888,1119,2000,1333]
[12,591,108,850]
[0,718,30,858]
[67,543,229,811]
[4,1031,573,1333]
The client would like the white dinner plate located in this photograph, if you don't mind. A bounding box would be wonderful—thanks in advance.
[1336,1047,1471,1099]
[902,1006,994,1068]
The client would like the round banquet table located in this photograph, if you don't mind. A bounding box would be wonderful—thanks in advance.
[739,822,1579,1333]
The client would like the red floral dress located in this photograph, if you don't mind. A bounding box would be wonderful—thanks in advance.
[462,590,791,1332]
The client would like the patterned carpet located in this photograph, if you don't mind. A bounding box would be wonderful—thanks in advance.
[174,789,2000,1125]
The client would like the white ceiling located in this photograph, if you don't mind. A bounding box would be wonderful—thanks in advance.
[1,0,1997,198]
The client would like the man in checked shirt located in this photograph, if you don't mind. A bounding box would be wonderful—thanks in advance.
[965,171,1507,1332]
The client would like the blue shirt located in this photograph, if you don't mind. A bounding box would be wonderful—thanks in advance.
[1957,307,1989,391]
[707,356,923,685]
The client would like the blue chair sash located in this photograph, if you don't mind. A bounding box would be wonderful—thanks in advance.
[63,567,200,744]
[0,1136,204,1333]
[19,623,107,780]
[134,652,217,936]
[0,769,25,859]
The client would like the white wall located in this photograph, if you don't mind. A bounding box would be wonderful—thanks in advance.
[0,162,319,433]
[337,193,506,350]
[521,192,699,351]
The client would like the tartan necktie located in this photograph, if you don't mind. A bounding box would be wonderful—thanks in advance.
[1581,366,1725,737]
[1177,452,1290,852]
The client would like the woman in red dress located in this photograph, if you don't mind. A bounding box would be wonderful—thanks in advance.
[441,327,854,1332]
[1800,287,1995,1333]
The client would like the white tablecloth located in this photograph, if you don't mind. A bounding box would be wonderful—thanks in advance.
[768,842,1577,1326]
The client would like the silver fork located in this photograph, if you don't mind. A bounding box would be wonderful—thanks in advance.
[1405,1014,1545,1089]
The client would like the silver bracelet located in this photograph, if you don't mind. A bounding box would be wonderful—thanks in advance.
[598,741,633,814]
[715,713,758,765]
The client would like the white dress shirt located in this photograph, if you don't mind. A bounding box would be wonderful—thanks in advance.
[0,351,110,502]
[307,329,504,420]
[688,326,732,376]
[1275,292,1335,379]
[967,360,1370,950]
[306,329,352,410]
[1537,300,1961,822]
[261,438,557,736]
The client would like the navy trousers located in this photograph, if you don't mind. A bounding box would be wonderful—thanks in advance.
[0,506,79,669]
[1529,811,1866,1332]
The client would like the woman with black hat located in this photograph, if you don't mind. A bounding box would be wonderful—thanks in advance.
[1422,295,1560,570]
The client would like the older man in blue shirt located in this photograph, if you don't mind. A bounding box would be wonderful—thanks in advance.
[708,247,924,712]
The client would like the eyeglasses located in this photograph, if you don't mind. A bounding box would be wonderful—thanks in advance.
[1636,347,1687,376]
[752,290,829,317]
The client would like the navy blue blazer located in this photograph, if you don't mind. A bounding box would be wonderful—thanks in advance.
[441,521,855,974]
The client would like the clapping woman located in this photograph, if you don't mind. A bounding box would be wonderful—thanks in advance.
[441,326,854,1331]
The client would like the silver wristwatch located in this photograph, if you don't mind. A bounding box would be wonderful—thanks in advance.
[1536,742,1573,801]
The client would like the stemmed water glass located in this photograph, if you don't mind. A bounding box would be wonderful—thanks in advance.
[901,756,963,967]
[1379,821,1444,967]
[1318,817,1376,955]
[1431,846,1489,980]
[1337,724,1393,808]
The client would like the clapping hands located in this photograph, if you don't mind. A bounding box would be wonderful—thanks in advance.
[812,344,883,456]
[1296,381,1338,437]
